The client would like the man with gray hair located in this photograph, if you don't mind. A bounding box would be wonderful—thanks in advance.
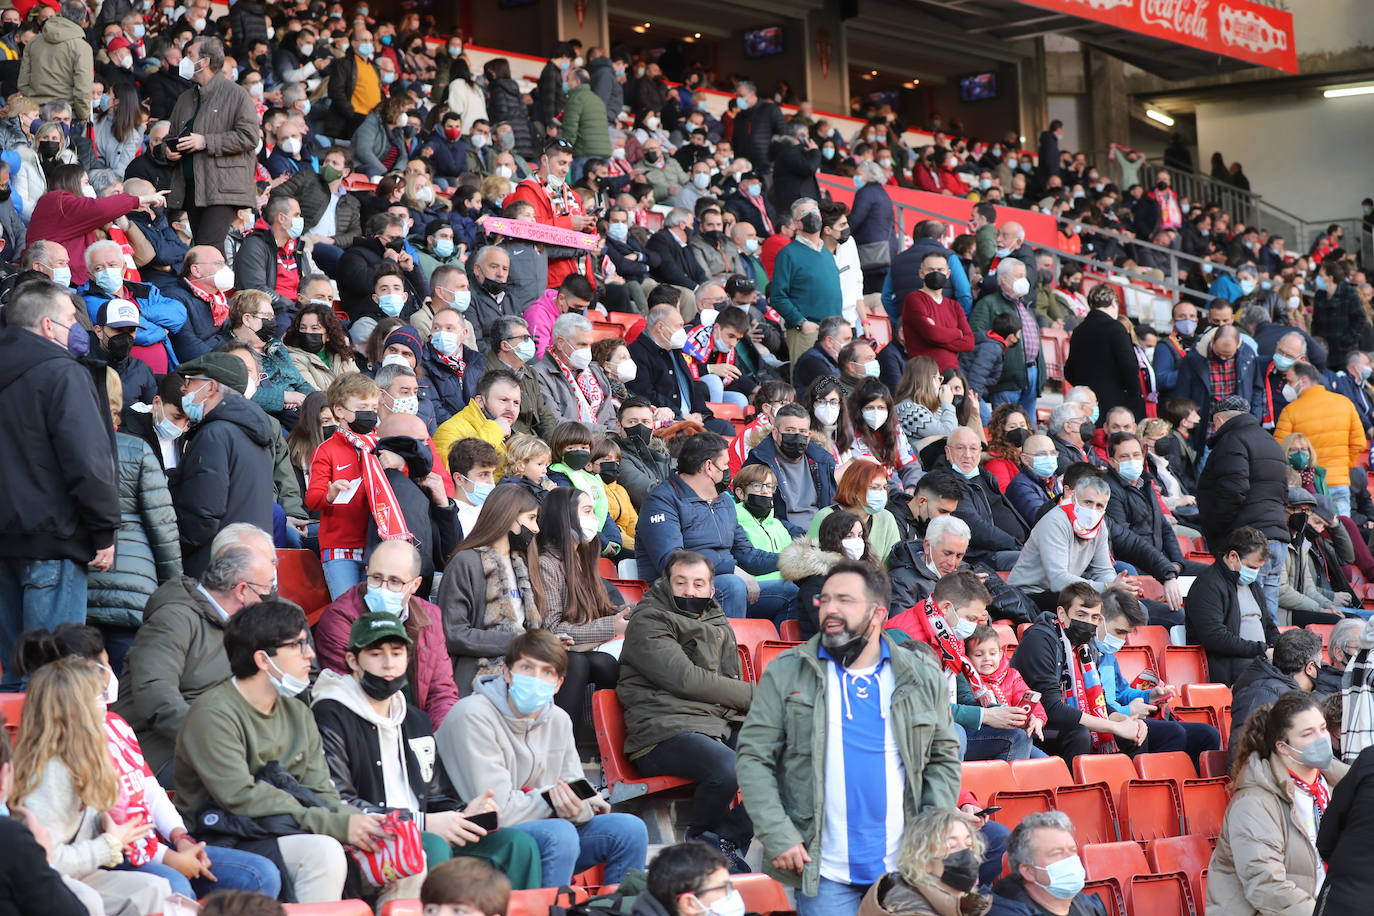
[1258,329,1309,429]
[646,206,709,297]
[998,811,1098,912]
[889,513,973,608]
[486,313,556,439]
[467,244,520,352]
[1330,348,1374,437]
[772,196,842,362]
[972,255,1042,417]
[628,303,735,435]
[1010,471,1135,609]
[18,0,93,120]
[1316,616,1364,696]
[793,314,853,397]
[0,280,119,690]
[114,523,278,783]
[1047,402,1093,473]
[534,311,615,431]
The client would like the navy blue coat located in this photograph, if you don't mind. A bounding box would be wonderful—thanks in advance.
[153,276,222,362]
[791,343,840,399]
[742,434,836,536]
[1005,467,1059,529]
[420,343,485,425]
[637,473,779,583]
[420,133,470,180]
[1179,343,1265,435]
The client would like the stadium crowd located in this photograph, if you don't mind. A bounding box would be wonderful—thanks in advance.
[1,1,1374,915]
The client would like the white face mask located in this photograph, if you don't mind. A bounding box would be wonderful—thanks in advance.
[616,359,637,382]
[814,403,840,426]
[568,345,593,370]
[101,666,119,705]
[841,537,865,560]
[267,657,309,697]
[1010,276,1031,297]
[578,515,600,544]
[862,407,888,430]
[667,327,688,349]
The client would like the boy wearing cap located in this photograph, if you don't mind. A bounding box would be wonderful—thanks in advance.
[312,612,543,891]
[1280,486,1355,626]
[94,298,157,406]
[171,352,276,576]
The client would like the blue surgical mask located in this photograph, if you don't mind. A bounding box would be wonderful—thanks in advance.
[1239,279,1256,296]
[607,222,628,242]
[288,216,305,239]
[155,413,184,441]
[1031,454,1058,478]
[434,238,455,258]
[1033,855,1087,901]
[363,584,408,618]
[514,339,537,362]
[865,491,887,514]
[954,618,977,639]
[432,331,459,354]
[378,293,405,316]
[822,147,834,160]
[50,265,72,287]
[1174,319,1197,336]
[1095,632,1125,655]
[182,383,208,423]
[1317,275,1329,292]
[1237,563,1260,586]
[508,672,557,714]
[94,266,123,293]
[1273,353,1296,371]
[357,42,374,57]
[467,478,494,506]
[1089,406,1100,423]
[1116,459,1143,482]
[852,175,864,189]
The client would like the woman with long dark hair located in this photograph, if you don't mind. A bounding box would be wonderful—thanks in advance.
[536,487,626,727]
[805,375,848,463]
[93,82,147,176]
[284,302,355,390]
[436,484,545,695]
[842,377,917,486]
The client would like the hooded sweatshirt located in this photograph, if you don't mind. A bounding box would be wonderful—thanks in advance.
[434,673,591,827]
[312,670,420,818]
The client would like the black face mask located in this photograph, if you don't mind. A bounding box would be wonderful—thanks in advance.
[940,848,980,894]
[599,460,621,484]
[923,271,945,291]
[480,276,507,296]
[1064,617,1097,647]
[951,394,966,410]
[37,139,60,158]
[624,423,652,445]
[799,211,822,234]
[563,448,591,471]
[508,524,534,552]
[348,409,378,434]
[360,671,409,701]
[104,332,134,362]
[1005,426,1031,448]
[836,228,851,245]
[321,423,338,439]
[254,53,268,68]
[0,186,12,203]
[820,610,872,668]
[1289,511,1309,535]
[715,465,732,494]
[300,331,325,352]
[778,432,809,460]
[744,492,772,519]
[673,594,712,615]
[643,150,660,163]
[256,323,276,344]
[1081,422,1096,445]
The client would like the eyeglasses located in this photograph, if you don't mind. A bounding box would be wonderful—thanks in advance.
[275,636,311,653]
[366,572,414,592]
[745,483,776,495]
[679,880,735,901]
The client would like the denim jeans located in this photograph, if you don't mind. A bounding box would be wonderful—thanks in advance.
[0,558,88,690]
[713,573,795,621]
[990,364,1038,418]
[796,875,868,916]
[635,730,753,849]
[1260,538,1287,625]
[955,722,1039,761]
[1331,485,1352,518]
[120,845,282,899]
[507,813,647,886]
[321,558,365,599]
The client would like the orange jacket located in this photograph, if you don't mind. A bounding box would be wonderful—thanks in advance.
[1274,386,1368,486]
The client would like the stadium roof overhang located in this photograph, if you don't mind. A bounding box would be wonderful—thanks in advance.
[895,0,1298,81]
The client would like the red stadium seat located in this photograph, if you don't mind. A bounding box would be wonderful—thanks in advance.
[1129,871,1194,916]
[1181,683,1232,714]
[1147,833,1213,909]
[864,314,893,350]
[507,888,589,916]
[1075,753,1182,841]
[1162,646,1209,685]
[779,619,802,641]
[1135,576,1165,602]
[278,549,331,626]
[1133,751,1229,837]
[737,645,756,684]
[598,557,617,578]
[1073,754,1139,802]
[591,322,622,342]
[379,903,421,916]
[608,578,648,604]
[1199,749,1229,779]
[754,641,800,679]
[1125,626,1170,672]
[706,401,745,422]
[728,618,780,662]
[1083,878,1126,916]
[1082,842,1150,908]
[0,693,23,740]
[960,760,1012,810]
[591,690,693,802]
[1054,782,1119,846]
[733,874,791,914]
[1306,623,1335,646]
[1113,646,1156,688]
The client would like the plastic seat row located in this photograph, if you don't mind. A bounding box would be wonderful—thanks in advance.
[1082,834,1213,916]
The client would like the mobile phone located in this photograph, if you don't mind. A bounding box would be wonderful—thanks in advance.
[974,806,1002,819]
[1021,690,1042,714]
[541,778,600,809]
[468,810,499,832]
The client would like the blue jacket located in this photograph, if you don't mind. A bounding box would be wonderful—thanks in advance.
[792,343,840,399]
[420,133,470,180]
[149,275,221,362]
[988,876,1106,916]
[637,473,780,582]
[420,344,485,426]
[1097,648,1151,716]
[81,280,187,368]
[1005,467,1059,528]
[847,181,895,249]
[1330,370,1374,433]
[126,209,189,274]
[1208,273,1243,302]
[742,434,836,536]
[1151,333,1195,397]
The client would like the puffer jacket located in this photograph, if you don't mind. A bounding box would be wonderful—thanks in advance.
[351,111,410,179]
[87,433,182,629]
[859,873,992,916]
[251,339,315,415]
[636,473,780,583]
[1274,385,1368,487]
[778,537,842,639]
[486,78,540,161]
[616,575,754,757]
[17,15,92,120]
[561,85,610,158]
[1101,468,1182,581]
[1197,411,1291,548]
[1311,279,1373,371]
[1208,752,1330,916]
[613,429,672,508]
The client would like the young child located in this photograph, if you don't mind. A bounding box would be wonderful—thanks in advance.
[421,857,511,916]
[590,437,637,551]
[305,373,385,598]
[500,434,556,499]
[965,624,1047,741]
[960,310,1021,402]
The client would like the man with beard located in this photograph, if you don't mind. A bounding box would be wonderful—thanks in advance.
[737,560,960,916]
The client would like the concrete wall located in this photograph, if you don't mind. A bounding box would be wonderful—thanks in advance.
[1196,92,1374,223]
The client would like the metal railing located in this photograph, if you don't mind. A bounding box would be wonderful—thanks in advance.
[1139,159,1262,232]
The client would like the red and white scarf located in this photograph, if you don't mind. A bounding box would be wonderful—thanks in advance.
[550,347,603,424]
[1060,500,1104,540]
[1058,622,1115,752]
[918,598,1006,707]
[432,343,465,378]
[1289,768,1330,831]
[338,427,415,544]
[187,280,230,327]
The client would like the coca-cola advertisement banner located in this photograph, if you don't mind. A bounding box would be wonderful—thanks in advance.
[1017,0,1297,74]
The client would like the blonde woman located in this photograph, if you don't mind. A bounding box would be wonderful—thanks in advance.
[405,168,449,219]
[1282,432,1328,497]
[480,174,512,210]
[1,95,46,218]
[11,659,172,915]
[858,808,991,915]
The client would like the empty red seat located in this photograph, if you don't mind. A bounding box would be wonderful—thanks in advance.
[1181,683,1232,713]
[737,645,756,684]
[1199,749,1229,779]
[1083,878,1126,916]
[706,401,745,422]
[1147,833,1212,909]
[1125,625,1170,672]
[1129,871,1194,916]
[728,618,780,659]
[1113,646,1156,688]
[598,557,617,578]
[1012,756,1075,791]
[1083,842,1150,908]
[1162,646,1209,685]
[779,619,801,641]
[608,578,648,604]
[754,641,800,679]
[591,690,693,802]
[278,548,331,625]
[1136,576,1165,602]
[507,888,589,916]
[864,314,893,349]
[1075,753,1182,841]
[284,903,373,916]
[733,874,791,914]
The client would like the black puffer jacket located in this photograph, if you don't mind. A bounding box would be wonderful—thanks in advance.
[226,0,269,56]
[234,227,315,315]
[486,78,540,161]
[1197,411,1290,550]
[0,326,118,563]
[1102,468,1182,581]
[1185,559,1277,686]
[171,390,276,576]
[87,433,182,629]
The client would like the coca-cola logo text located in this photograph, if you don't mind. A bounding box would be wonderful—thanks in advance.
[1138,0,1210,40]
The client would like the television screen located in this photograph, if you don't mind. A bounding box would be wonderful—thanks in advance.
[744,26,782,58]
[959,72,997,102]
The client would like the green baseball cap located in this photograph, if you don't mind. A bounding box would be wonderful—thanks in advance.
[348,612,414,651]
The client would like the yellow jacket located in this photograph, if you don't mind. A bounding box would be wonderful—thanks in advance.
[1274,386,1367,487]
[605,480,638,550]
[434,399,507,464]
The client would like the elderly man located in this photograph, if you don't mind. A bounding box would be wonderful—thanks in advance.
[1316,617,1363,696]
[165,245,235,360]
[888,513,972,609]
[534,312,615,432]
[114,523,276,783]
[626,304,733,436]
[1006,433,1064,525]
[1047,402,1093,474]
[690,207,738,282]
[1255,331,1310,429]
[971,257,1042,416]
[507,137,595,289]
[942,426,1029,561]
[792,315,851,399]
[81,239,187,372]
[772,197,842,363]
[1179,324,1264,447]
[1330,349,1374,436]
[980,220,1036,297]
[20,239,71,287]
[478,315,554,441]
[456,244,523,353]
[165,37,258,251]
[647,207,708,305]
[1275,360,1368,517]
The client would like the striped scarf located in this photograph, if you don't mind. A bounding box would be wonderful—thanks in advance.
[338,427,414,544]
[917,599,1005,706]
[550,347,603,423]
[1060,622,1116,751]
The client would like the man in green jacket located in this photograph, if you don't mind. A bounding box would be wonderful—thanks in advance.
[561,68,610,168]
[616,550,755,871]
[736,560,961,914]
[174,599,391,903]
[114,523,277,784]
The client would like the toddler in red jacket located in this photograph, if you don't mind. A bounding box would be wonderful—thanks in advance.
[966,624,1048,739]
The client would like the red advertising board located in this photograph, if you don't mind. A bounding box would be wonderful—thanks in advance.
[1016,0,1297,74]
